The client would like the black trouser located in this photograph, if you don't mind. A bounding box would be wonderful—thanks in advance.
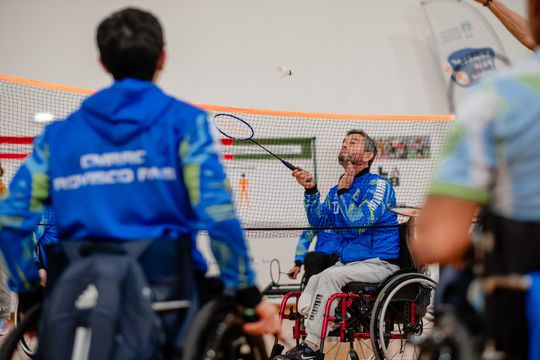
[483,215,540,360]
[43,238,195,358]
[302,252,339,288]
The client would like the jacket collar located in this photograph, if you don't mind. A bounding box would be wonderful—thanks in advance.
[354,168,370,178]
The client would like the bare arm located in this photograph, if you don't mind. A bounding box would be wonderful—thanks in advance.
[476,0,536,50]
[412,196,478,265]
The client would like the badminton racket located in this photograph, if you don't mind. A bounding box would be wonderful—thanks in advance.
[269,258,296,286]
[213,113,311,182]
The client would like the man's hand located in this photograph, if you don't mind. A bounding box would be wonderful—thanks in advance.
[292,168,315,189]
[287,265,301,279]
[414,196,477,265]
[338,161,355,190]
[39,269,47,287]
[242,300,282,336]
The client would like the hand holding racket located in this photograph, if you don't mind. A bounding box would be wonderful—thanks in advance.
[213,113,311,182]
[292,168,315,189]
[287,265,301,280]
[270,259,298,285]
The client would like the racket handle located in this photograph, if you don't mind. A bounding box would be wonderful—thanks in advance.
[283,160,313,183]
[282,160,297,171]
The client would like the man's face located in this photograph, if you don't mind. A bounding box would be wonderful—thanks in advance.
[338,134,367,166]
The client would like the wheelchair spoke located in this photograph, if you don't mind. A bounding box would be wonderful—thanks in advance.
[371,275,437,360]
[321,339,345,360]
[355,339,374,359]
[332,343,342,360]
[323,337,376,359]
[324,339,341,354]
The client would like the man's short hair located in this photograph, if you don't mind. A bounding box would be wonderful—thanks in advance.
[346,129,377,168]
[97,8,164,81]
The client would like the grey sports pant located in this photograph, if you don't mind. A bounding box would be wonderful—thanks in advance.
[0,267,11,321]
[298,258,399,346]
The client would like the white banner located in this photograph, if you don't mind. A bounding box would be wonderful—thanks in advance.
[422,0,511,111]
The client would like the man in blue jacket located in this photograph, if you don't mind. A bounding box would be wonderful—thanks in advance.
[0,7,279,355]
[287,229,339,287]
[275,130,400,359]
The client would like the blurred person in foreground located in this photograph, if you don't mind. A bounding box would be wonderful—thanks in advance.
[414,1,540,358]
[0,7,280,356]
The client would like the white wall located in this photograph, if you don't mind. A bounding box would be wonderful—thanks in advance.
[0,0,531,115]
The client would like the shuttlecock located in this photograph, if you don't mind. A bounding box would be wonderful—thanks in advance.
[277,65,293,78]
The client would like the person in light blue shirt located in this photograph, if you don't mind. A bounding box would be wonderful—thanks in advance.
[415,2,540,356]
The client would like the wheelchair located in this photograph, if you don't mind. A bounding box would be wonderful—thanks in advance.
[271,219,437,359]
[0,240,266,360]
[0,297,266,360]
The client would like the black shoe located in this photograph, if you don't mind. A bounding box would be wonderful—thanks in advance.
[273,343,322,360]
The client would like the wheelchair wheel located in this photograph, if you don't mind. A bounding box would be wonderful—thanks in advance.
[13,296,39,357]
[0,304,41,360]
[183,297,267,360]
[415,306,478,360]
[322,335,377,360]
[370,274,436,359]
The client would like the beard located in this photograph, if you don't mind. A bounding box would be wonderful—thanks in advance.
[338,153,350,166]
[338,152,363,167]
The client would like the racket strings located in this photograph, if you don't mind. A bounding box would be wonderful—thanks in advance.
[213,114,254,141]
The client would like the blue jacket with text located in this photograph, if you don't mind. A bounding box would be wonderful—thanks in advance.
[0,78,253,294]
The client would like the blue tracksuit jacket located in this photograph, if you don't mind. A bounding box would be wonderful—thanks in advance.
[304,169,399,263]
[0,78,253,293]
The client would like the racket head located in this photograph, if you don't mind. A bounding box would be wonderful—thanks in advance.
[389,206,422,218]
[270,258,281,285]
[213,113,254,141]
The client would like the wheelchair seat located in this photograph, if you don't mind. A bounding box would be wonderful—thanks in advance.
[341,281,379,293]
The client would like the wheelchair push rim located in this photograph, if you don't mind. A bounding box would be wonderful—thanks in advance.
[371,275,436,359]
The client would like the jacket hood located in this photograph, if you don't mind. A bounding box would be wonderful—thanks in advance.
[80,78,173,144]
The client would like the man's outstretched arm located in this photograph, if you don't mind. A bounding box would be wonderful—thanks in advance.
[476,0,536,50]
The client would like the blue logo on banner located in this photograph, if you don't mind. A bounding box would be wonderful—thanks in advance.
[448,47,497,87]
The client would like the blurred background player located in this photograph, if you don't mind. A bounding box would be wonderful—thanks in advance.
[238,173,250,208]
[287,229,339,288]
